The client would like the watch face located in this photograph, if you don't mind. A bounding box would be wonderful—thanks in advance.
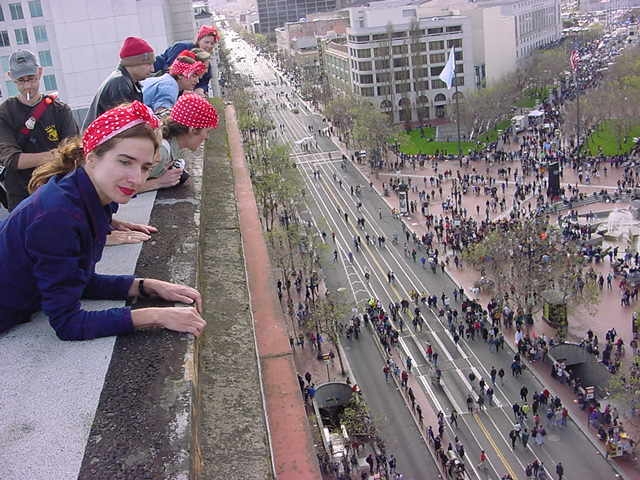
[25,117,36,130]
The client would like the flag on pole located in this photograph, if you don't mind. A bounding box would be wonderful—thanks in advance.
[439,47,456,89]
[569,50,579,71]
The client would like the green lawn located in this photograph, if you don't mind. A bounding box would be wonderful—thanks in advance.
[397,128,476,155]
[582,122,640,156]
[515,86,551,109]
[396,121,510,156]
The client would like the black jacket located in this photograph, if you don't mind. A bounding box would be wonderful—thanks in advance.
[82,65,142,130]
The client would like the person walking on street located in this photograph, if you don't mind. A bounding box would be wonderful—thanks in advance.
[509,428,518,449]
[555,462,564,480]
[408,387,415,410]
[521,385,529,402]
[521,428,530,448]
[498,367,505,385]
[450,410,458,428]
[490,366,497,385]
[477,450,488,470]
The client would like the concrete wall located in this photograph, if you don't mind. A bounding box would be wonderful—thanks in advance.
[481,6,517,85]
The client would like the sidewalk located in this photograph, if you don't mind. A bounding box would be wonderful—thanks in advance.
[330,135,640,477]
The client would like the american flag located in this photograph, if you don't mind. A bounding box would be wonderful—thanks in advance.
[570,50,579,71]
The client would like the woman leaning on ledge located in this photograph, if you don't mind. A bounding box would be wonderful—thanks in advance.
[0,101,207,340]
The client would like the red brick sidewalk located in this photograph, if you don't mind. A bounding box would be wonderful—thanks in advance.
[227,105,321,480]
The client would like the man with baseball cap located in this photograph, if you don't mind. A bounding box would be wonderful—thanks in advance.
[82,36,155,129]
[0,49,78,210]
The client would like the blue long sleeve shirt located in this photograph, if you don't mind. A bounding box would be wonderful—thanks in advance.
[0,167,135,340]
[153,41,212,94]
[141,73,180,112]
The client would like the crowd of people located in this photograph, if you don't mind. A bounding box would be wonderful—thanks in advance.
[0,26,221,340]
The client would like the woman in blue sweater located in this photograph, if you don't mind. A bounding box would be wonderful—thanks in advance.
[0,102,206,340]
[154,25,220,96]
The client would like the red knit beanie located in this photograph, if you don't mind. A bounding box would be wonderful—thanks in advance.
[120,37,155,66]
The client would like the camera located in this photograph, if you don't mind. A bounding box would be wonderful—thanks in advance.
[170,158,190,185]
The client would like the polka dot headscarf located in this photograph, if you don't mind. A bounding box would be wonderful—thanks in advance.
[170,94,219,129]
[169,50,206,78]
[83,101,160,153]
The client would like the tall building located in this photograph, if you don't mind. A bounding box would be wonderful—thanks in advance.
[321,0,561,123]
[0,0,195,116]
[256,0,350,35]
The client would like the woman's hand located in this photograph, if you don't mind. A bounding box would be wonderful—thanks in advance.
[143,279,203,313]
[132,307,206,337]
[111,219,158,235]
[106,229,151,245]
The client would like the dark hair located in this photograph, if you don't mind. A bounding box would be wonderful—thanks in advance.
[162,118,204,140]
[29,122,159,193]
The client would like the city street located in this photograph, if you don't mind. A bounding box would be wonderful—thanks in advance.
[226,34,622,480]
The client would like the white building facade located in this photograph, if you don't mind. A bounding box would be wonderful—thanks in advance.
[341,1,474,124]
[323,0,561,123]
[0,0,195,115]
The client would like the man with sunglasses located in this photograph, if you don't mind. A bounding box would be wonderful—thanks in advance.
[0,50,78,211]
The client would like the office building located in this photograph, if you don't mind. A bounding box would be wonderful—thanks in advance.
[321,0,561,123]
[257,0,351,35]
[0,0,195,115]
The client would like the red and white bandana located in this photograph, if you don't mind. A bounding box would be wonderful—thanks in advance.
[169,51,206,78]
[83,101,160,153]
[170,94,219,129]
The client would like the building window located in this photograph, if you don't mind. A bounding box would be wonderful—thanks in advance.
[356,48,371,58]
[355,35,369,43]
[412,43,426,53]
[375,59,389,70]
[33,25,47,42]
[15,28,28,45]
[38,49,52,66]
[360,74,373,84]
[427,27,443,35]
[415,80,429,91]
[455,51,464,61]
[446,25,462,33]
[0,31,10,47]
[395,83,411,93]
[377,85,391,95]
[430,53,445,63]
[373,47,387,57]
[394,70,410,81]
[453,76,464,87]
[429,41,445,50]
[392,31,406,39]
[402,9,416,17]
[0,6,5,21]
[359,61,372,71]
[9,3,24,20]
[447,39,462,48]
[43,73,57,91]
[5,81,18,96]
[430,66,443,76]
[0,55,9,71]
[360,86,374,97]
[432,79,446,89]
[393,57,408,68]
[372,33,386,41]
[28,0,43,17]
[376,72,390,83]
[392,45,408,55]
[415,67,428,78]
